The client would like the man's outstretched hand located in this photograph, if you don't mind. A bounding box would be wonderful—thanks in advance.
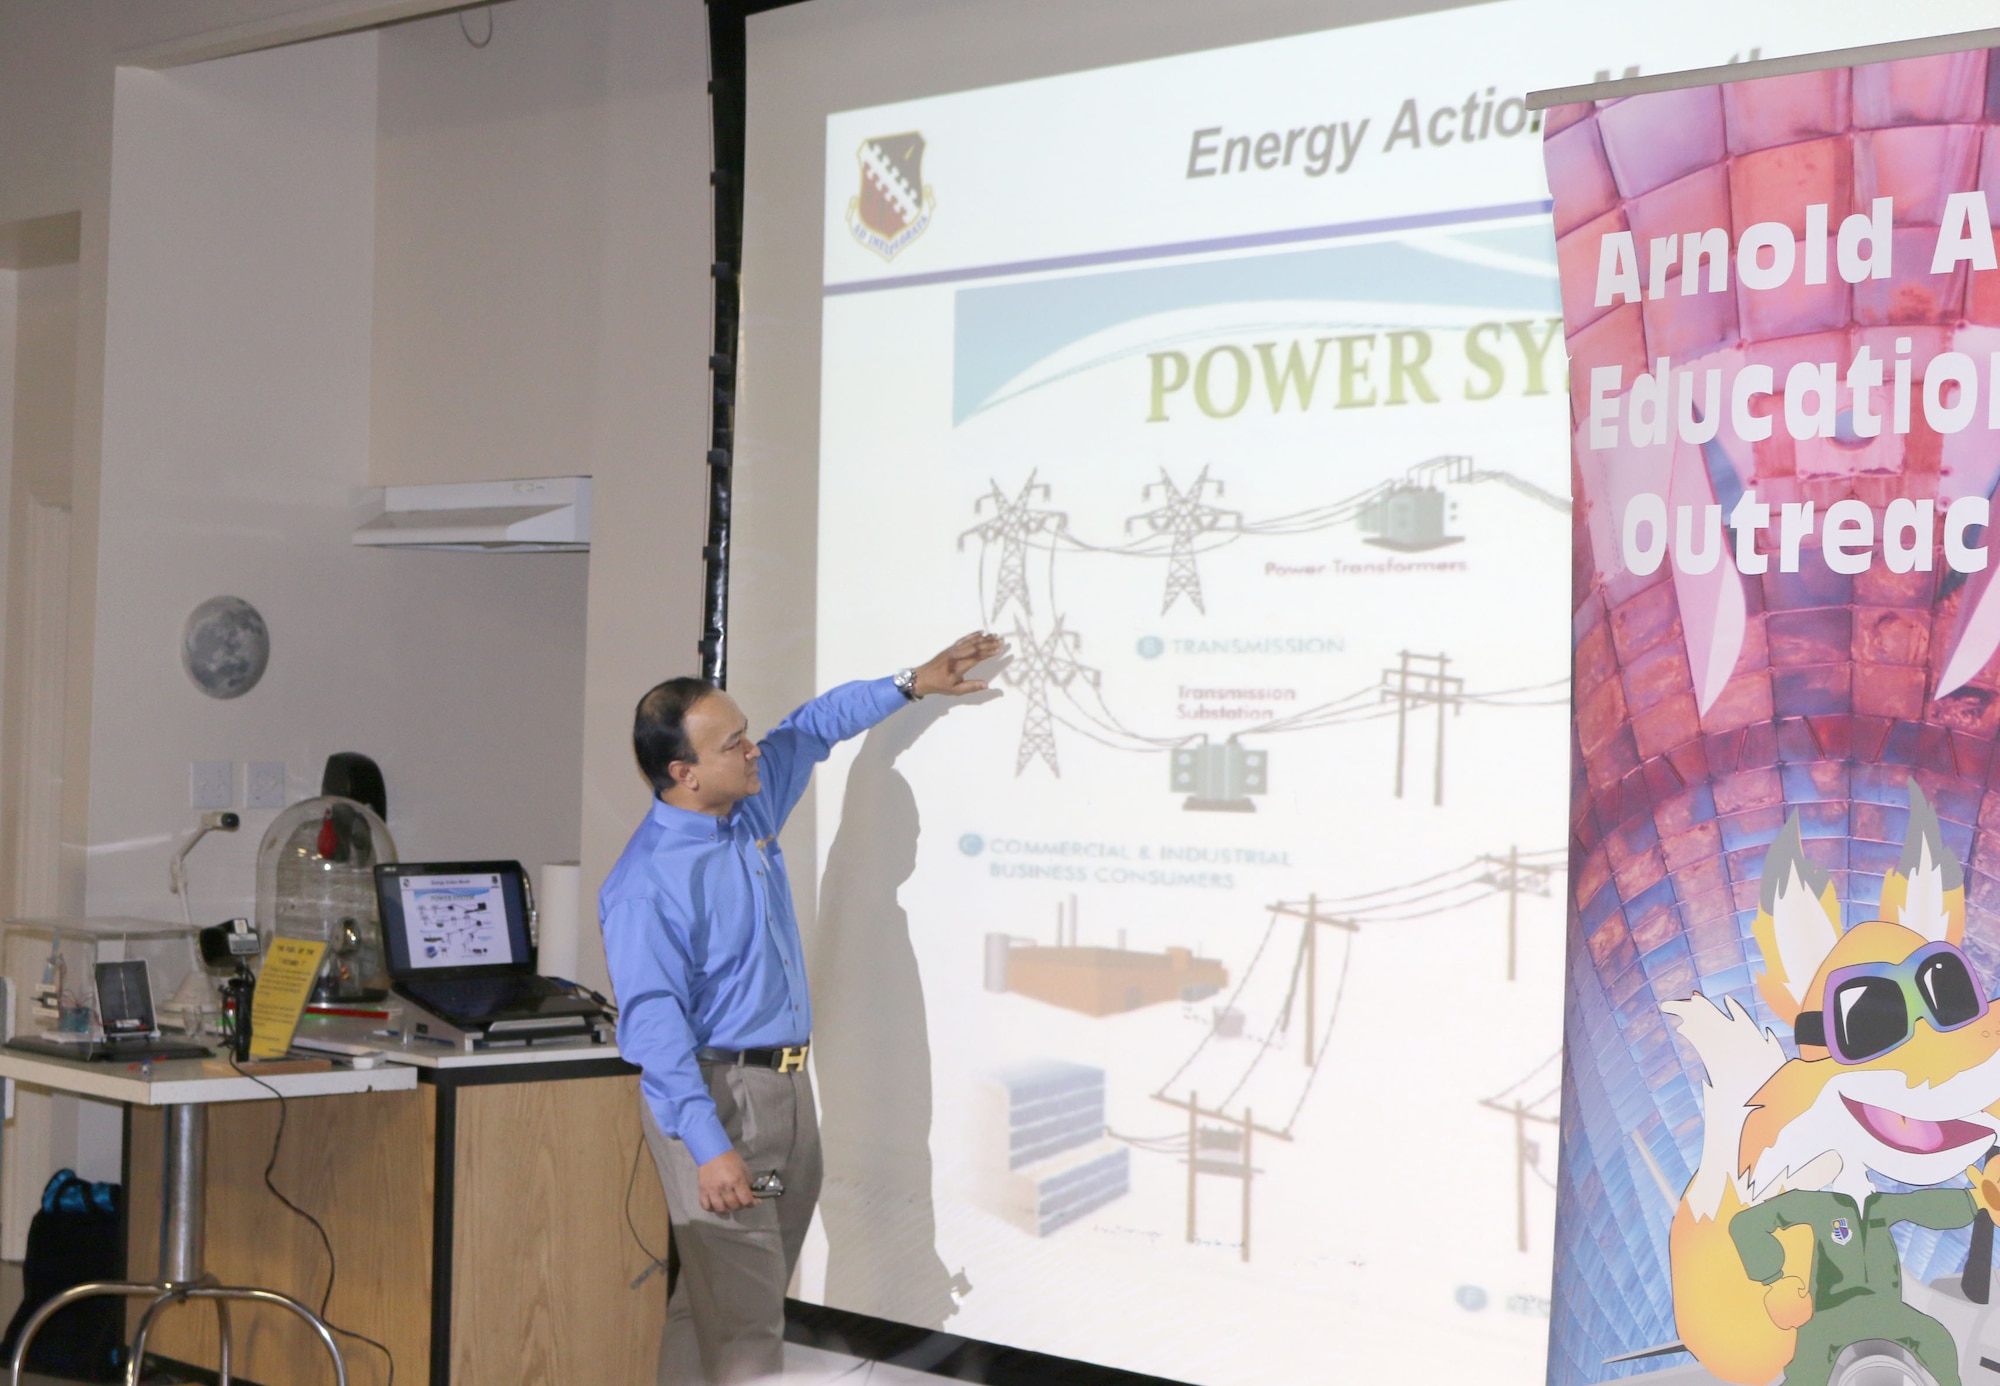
[913,631,1009,697]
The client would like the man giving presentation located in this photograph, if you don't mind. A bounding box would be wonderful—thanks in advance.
[601,631,1006,1384]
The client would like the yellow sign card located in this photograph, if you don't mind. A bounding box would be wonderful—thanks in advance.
[248,937,326,1061]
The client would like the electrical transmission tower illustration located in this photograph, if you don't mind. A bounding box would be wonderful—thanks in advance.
[1002,616,1099,776]
[1380,651,1464,806]
[1126,468,1240,615]
[959,472,1066,622]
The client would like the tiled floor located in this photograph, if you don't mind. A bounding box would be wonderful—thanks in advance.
[0,1261,932,1386]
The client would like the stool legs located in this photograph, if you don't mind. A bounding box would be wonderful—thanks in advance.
[214,1295,233,1386]
[8,1282,170,1386]
[125,1286,193,1386]
[10,1279,334,1386]
[178,1288,344,1386]
[126,1286,339,1386]
[11,1103,346,1385]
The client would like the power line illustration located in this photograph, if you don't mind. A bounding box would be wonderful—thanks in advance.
[1147,847,1564,1135]
[1124,467,1240,614]
[953,461,1569,793]
[1002,639,1563,803]
[958,455,1569,580]
[1095,849,1560,1259]
[960,471,1067,622]
[1002,616,1100,776]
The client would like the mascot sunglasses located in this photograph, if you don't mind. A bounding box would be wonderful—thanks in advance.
[1793,940,1990,1065]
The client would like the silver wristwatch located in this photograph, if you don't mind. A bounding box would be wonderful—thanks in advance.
[893,667,920,701]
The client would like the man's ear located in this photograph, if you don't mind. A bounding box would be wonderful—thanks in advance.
[667,758,698,792]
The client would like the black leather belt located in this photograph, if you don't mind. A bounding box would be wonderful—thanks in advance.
[697,1043,809,1072]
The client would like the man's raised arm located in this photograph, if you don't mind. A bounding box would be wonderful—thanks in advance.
[755,630,1007,819]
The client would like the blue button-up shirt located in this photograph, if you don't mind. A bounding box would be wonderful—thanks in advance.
[600,677,906,1165]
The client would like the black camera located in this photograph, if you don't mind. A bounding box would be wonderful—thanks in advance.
[200,918,259,1060]
[199,917,259,967]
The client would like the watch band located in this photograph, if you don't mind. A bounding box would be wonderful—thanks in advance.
[893,667,920,700]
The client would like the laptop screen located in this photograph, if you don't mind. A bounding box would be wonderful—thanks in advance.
[376,861,533,978]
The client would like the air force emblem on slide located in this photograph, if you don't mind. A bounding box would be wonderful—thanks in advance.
[1831,1217,1853,1246]
[848,131,934,261]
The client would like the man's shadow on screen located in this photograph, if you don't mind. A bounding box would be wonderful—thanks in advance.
[811,692,988,1329]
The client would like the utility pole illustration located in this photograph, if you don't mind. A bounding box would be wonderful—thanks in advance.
[1480,1090,1561,1252]
[1476,846,1554,981]
[959,472,1066,622]
[1182,1091,1259,1263]
[1269,894,1359,1065]
[1002,616,1099,776]
[1126,468,1239,615]
[1380,651,1463,805]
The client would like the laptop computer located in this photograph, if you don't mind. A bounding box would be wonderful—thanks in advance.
[5,959,213,1063]
[375,861,603,1038]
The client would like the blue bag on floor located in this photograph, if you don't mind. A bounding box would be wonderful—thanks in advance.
[0,1169,123,1382]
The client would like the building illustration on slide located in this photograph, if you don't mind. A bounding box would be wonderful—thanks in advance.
[984,935,1228,1016]
[978,1061,1131,1237]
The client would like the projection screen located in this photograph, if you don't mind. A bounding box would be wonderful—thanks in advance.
[732,2,1998,1381]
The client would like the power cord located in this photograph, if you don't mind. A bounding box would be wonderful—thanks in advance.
[624,1134,673,1291]
[227,1058,397,1386]
[457,7,493,47]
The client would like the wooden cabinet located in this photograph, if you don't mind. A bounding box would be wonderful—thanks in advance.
[125,1060,670,1386]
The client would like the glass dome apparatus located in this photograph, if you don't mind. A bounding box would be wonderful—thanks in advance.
[255,795,397,1002]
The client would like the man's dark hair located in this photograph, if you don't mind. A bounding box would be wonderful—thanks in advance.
[633,677,716,794]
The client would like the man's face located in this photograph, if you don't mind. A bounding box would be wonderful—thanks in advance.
[677,691,761,810]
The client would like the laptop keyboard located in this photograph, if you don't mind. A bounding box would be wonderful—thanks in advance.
[404,974,559,1018]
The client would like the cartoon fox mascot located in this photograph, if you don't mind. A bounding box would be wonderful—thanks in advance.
[1669,785,2000,1386]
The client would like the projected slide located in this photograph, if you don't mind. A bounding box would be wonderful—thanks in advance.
[791,3,1995,1382]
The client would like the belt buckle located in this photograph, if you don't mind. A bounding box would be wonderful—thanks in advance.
[777,1044,808,1073]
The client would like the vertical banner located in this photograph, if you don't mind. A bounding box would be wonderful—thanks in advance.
[1544,39,2000,1386]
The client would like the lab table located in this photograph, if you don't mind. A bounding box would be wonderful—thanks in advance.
[0,1047,417,1384]
[9,1031,669,1386]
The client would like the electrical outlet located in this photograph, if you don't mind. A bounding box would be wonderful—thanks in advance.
[190,761,233,810]
[246,761,287,809]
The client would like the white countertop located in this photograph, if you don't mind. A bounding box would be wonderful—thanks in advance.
[0,1047,418,1106]
[378,1039,628,1070]
[295,1014,629,1071]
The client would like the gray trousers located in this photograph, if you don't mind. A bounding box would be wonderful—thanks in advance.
[640,1060,823,1385]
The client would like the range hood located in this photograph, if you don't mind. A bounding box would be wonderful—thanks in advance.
[353,477,591,552]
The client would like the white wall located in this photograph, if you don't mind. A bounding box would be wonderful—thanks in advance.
[372,0,613,486]
[0,269,16,736]
[86,33,589,927]
[368,0,715,993]
[0,260,78,916]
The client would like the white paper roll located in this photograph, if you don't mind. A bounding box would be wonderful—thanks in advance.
[538,861,582,981]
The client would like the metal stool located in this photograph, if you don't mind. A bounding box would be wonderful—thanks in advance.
[7,1104,347,1386]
